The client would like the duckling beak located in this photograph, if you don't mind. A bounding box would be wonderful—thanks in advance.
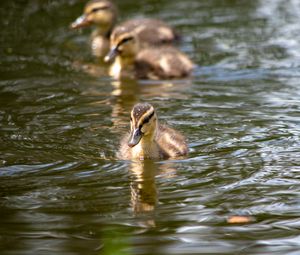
[104,46,119,63]
[128,128,143,147]
[70,14,91,29]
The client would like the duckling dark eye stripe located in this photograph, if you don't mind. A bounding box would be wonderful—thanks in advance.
[91,6,109,13]
[142,111,155,125]
[118,37,134,47]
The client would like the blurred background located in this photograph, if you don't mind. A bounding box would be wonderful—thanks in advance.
[1,0,300,254]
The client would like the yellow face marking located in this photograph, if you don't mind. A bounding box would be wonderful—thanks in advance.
[130,106,155,129]
[111,25,145,48]
[111,32,133,48]
[130,110,136,128]
[137,107,154,128]
[85,2,110,14]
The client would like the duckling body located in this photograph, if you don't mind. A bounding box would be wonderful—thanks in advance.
[105,28,193,79]
[71,0,178,58]
[136,46,194,79]
[108,47,193,79]
[118,103,188,160]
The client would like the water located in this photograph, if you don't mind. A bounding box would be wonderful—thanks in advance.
[1,0,300,254]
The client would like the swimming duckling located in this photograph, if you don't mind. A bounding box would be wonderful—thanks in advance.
[71,0,178,58]
[118,103,188,160]
[105,26,194,79]
[71,0,117,57]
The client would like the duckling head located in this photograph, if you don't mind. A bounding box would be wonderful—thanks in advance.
[71,0,117,32]
[128,103,157,148]
[104,27,140,62]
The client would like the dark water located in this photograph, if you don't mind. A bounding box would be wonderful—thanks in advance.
[1,0,300,254]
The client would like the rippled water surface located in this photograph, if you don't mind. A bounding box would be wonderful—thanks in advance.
[1,0,300,254]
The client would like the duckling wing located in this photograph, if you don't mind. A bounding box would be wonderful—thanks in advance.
[135,47,194,79]
[156,124,188,158]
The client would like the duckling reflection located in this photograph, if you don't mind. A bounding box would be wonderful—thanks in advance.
[130,160,157,215]
[129,160,177,227]
[109,80,140,129]
[118,103,188,160]
[105,26,194,80]
[71,0,178,58]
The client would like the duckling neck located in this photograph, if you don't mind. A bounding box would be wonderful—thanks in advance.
[93,25,113,38]
[90,26,112,57]
[131,135,160,160]
[109,56,135,79]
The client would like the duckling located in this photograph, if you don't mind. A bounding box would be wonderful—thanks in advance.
[118,103,188,160]
[105,26,193,79]
[71,0,178,58]
[71,0,117,57]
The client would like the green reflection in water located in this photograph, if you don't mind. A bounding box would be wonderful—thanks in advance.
[101,226,131,255]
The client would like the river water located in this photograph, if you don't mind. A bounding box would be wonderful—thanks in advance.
[1,0,300,254]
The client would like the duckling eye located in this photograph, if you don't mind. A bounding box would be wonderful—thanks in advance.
[121,37,133,44]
